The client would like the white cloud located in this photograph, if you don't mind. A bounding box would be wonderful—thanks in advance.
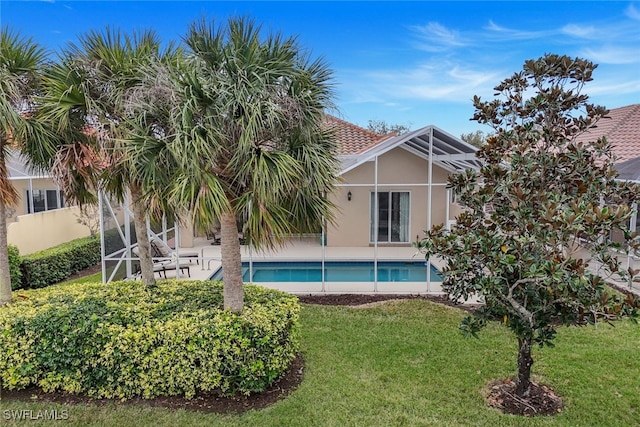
[342,4,640,118]
[625,4,640,20]
[562,24,597,39]
[341,61,502,105]
[484,20,552,40]
[588,77,640,95]
[410,22,468,52]
[581,46,640,64]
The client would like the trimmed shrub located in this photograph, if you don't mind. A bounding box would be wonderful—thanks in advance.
[0,280,300,399]
[20,236,101,289]
[8,244,22,290]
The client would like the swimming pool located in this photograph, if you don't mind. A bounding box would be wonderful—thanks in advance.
[210,261,442,282]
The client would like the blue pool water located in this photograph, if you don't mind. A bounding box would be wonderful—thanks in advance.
[210,261,442,282]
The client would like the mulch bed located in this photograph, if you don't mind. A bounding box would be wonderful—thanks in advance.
[484,379,563,416]
[0,355,305,414]
[297,293,481,312]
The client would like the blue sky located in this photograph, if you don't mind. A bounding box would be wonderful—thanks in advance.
[1,1,639,137]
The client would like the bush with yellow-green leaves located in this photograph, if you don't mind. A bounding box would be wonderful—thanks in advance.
[0,280,300,399]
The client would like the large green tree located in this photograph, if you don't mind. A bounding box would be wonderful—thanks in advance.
[0,28,54,304]
[39,28,179,286]
[417,54,640,402]
[459,130,487,148]
[367,119,411,136]
[127,17,339,312]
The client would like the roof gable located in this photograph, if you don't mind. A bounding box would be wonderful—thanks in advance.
[338,124,481,175]
[325,115,395,155]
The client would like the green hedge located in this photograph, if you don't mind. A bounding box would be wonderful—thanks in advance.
[8,244,23,290]
[19,236,101,289]
[0,280,300,399]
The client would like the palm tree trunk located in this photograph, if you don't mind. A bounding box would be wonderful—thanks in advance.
[220,210,243,313]
[0,201,12,304]
[130,184,156,287]
[515,336,534,397]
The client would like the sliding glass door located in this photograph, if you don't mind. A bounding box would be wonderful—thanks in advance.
[370,191,410,243]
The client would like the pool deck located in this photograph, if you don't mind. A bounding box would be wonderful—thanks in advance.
[167,236,472,300]
[163,236,640,303]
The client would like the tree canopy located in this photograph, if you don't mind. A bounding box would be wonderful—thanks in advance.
[0,28,54,303]
[417,54,640,401]
[459,130,487,148]
[38,27,179,287]
[126,17,339,312]
[367,119,411,136]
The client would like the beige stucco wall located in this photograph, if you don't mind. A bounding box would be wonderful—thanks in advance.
[179,217,194,248]
[7,177,61,224]
[327,147,461,247]
[7,206,91,255]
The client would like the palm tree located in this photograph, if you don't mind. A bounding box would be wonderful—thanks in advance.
[0,28,54,304]
[128,17,339,312]
[39,28,179,287]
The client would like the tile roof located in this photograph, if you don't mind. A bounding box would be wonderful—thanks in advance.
[573,104,640,164]
[325,115,396,155]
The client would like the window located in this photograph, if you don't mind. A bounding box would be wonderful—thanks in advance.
[26,189,64,214]
[370,191,410,243]
[450,188,458,205]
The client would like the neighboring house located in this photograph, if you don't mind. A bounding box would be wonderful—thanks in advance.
[6,151,90,254]
[324,116,480,247]
[6,152,65,221]
[574,103,640,164]
[588,104,640,236]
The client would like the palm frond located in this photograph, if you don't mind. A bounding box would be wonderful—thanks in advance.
[0,27,47,206]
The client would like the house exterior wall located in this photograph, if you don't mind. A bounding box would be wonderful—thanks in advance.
[327,147,460,247]
[7,206,91,255]
[7,177,62,223]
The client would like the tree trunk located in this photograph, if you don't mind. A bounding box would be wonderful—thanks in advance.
[0,201,12,305]
[130,184,156,287]
[220,210,243,313]
[515,336,534,397]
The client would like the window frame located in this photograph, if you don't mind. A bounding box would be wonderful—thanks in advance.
[369,191,411,244]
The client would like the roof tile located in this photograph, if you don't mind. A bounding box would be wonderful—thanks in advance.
[573,104,640,163]
[325,115,396,154]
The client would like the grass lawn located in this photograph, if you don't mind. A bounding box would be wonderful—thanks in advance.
[2,295,639,426]
[56,271,103,286]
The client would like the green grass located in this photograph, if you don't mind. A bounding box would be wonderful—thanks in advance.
[55,271,103,286]
[2,297,639,426]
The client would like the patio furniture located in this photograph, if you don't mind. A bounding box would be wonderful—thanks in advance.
[152,260,191,278]
[131,247,189,278]
[209,231,246,245]
[150,237,200,264]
